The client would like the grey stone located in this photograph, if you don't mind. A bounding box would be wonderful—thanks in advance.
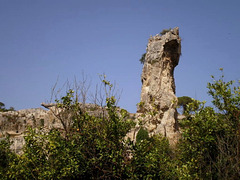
[136,27,181,145]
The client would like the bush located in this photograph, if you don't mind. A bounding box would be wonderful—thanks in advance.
[177,96,198,114]
[0,137,15,179]
[136,127,149,143]
[139,53,146,64]
[1,70,239,179]
[0,102,15,112]
[131,135,177,179]
[177,70,240,179]
[2,77,136,179]
[160,28,172,35]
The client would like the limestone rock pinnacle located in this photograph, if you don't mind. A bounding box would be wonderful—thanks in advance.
[137,27,181,145]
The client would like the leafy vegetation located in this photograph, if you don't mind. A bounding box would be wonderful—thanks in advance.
[177,70,240,179]
[139,53,146,64]
[131,135,176,179]
[136,127,149,143]
[177,96,198,114]
[0,70,239,179]
[0,102,15,112]
[0,137,16,179]
[160,28,172,35]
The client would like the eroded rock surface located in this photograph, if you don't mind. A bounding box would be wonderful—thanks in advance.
[0,103,131,153]
[137,27,181,145]
[1,28,182,152]
[0,108,61,153]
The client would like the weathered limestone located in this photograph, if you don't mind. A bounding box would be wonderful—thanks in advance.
[0,108,63,153]
[137,27,181,145]
[0,27,182,152]
[0,103,122,153]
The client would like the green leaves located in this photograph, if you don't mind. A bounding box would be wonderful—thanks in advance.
[0,137,16,179]
[136,127,149,143]
[0,77,134,179]
[1,70,239,179]
[160,28,172,35]
[139,53,146,64]
[178,96,198,114]
[131,135,176,179]
[178,70,240,179]
[0,101,15,112]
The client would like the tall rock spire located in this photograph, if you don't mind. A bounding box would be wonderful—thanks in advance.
[137,27,181,145]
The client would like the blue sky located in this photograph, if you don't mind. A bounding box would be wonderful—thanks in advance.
[0,0,239,113]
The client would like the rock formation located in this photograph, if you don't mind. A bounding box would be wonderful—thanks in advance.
[0,27,182,152]
[0,103,126,153]
[0,108,62,153]
[137,27,181,145]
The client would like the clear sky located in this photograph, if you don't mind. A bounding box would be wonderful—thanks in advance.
[0,0,239,113]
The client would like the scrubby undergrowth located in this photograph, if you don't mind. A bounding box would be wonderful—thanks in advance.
[1,70,239,179]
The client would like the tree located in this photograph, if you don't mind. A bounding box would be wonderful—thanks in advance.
[0,102,5,112]
[0,102,15,112]
[2,70,239,179]
[3,77,136,179]
[177,70,240,179]
[131,135,177,179]
[0,137,16,179]
[177,96,196,114]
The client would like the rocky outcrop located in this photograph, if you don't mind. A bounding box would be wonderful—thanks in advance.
[136,27,181,145]
[1,28,182,151]
[0,103,130,153]
[0,108,62,153]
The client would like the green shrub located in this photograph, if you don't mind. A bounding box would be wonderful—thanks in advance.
[177,96,198,114]
[160,28,172,35]
[2,70,240,179]
[136,127,149,143]
[3,77,135,179]
[131,135,177,179]
[0,137,15,180]
[177,70,240,179]
[139,53,146,64]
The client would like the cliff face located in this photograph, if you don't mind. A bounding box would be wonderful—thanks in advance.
[137,27,181,145]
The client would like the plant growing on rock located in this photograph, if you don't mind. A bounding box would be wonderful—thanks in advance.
[160,28,172,35]
[139,53,146,64]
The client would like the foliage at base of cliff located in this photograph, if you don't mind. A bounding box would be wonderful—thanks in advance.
[1,70,239,179]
